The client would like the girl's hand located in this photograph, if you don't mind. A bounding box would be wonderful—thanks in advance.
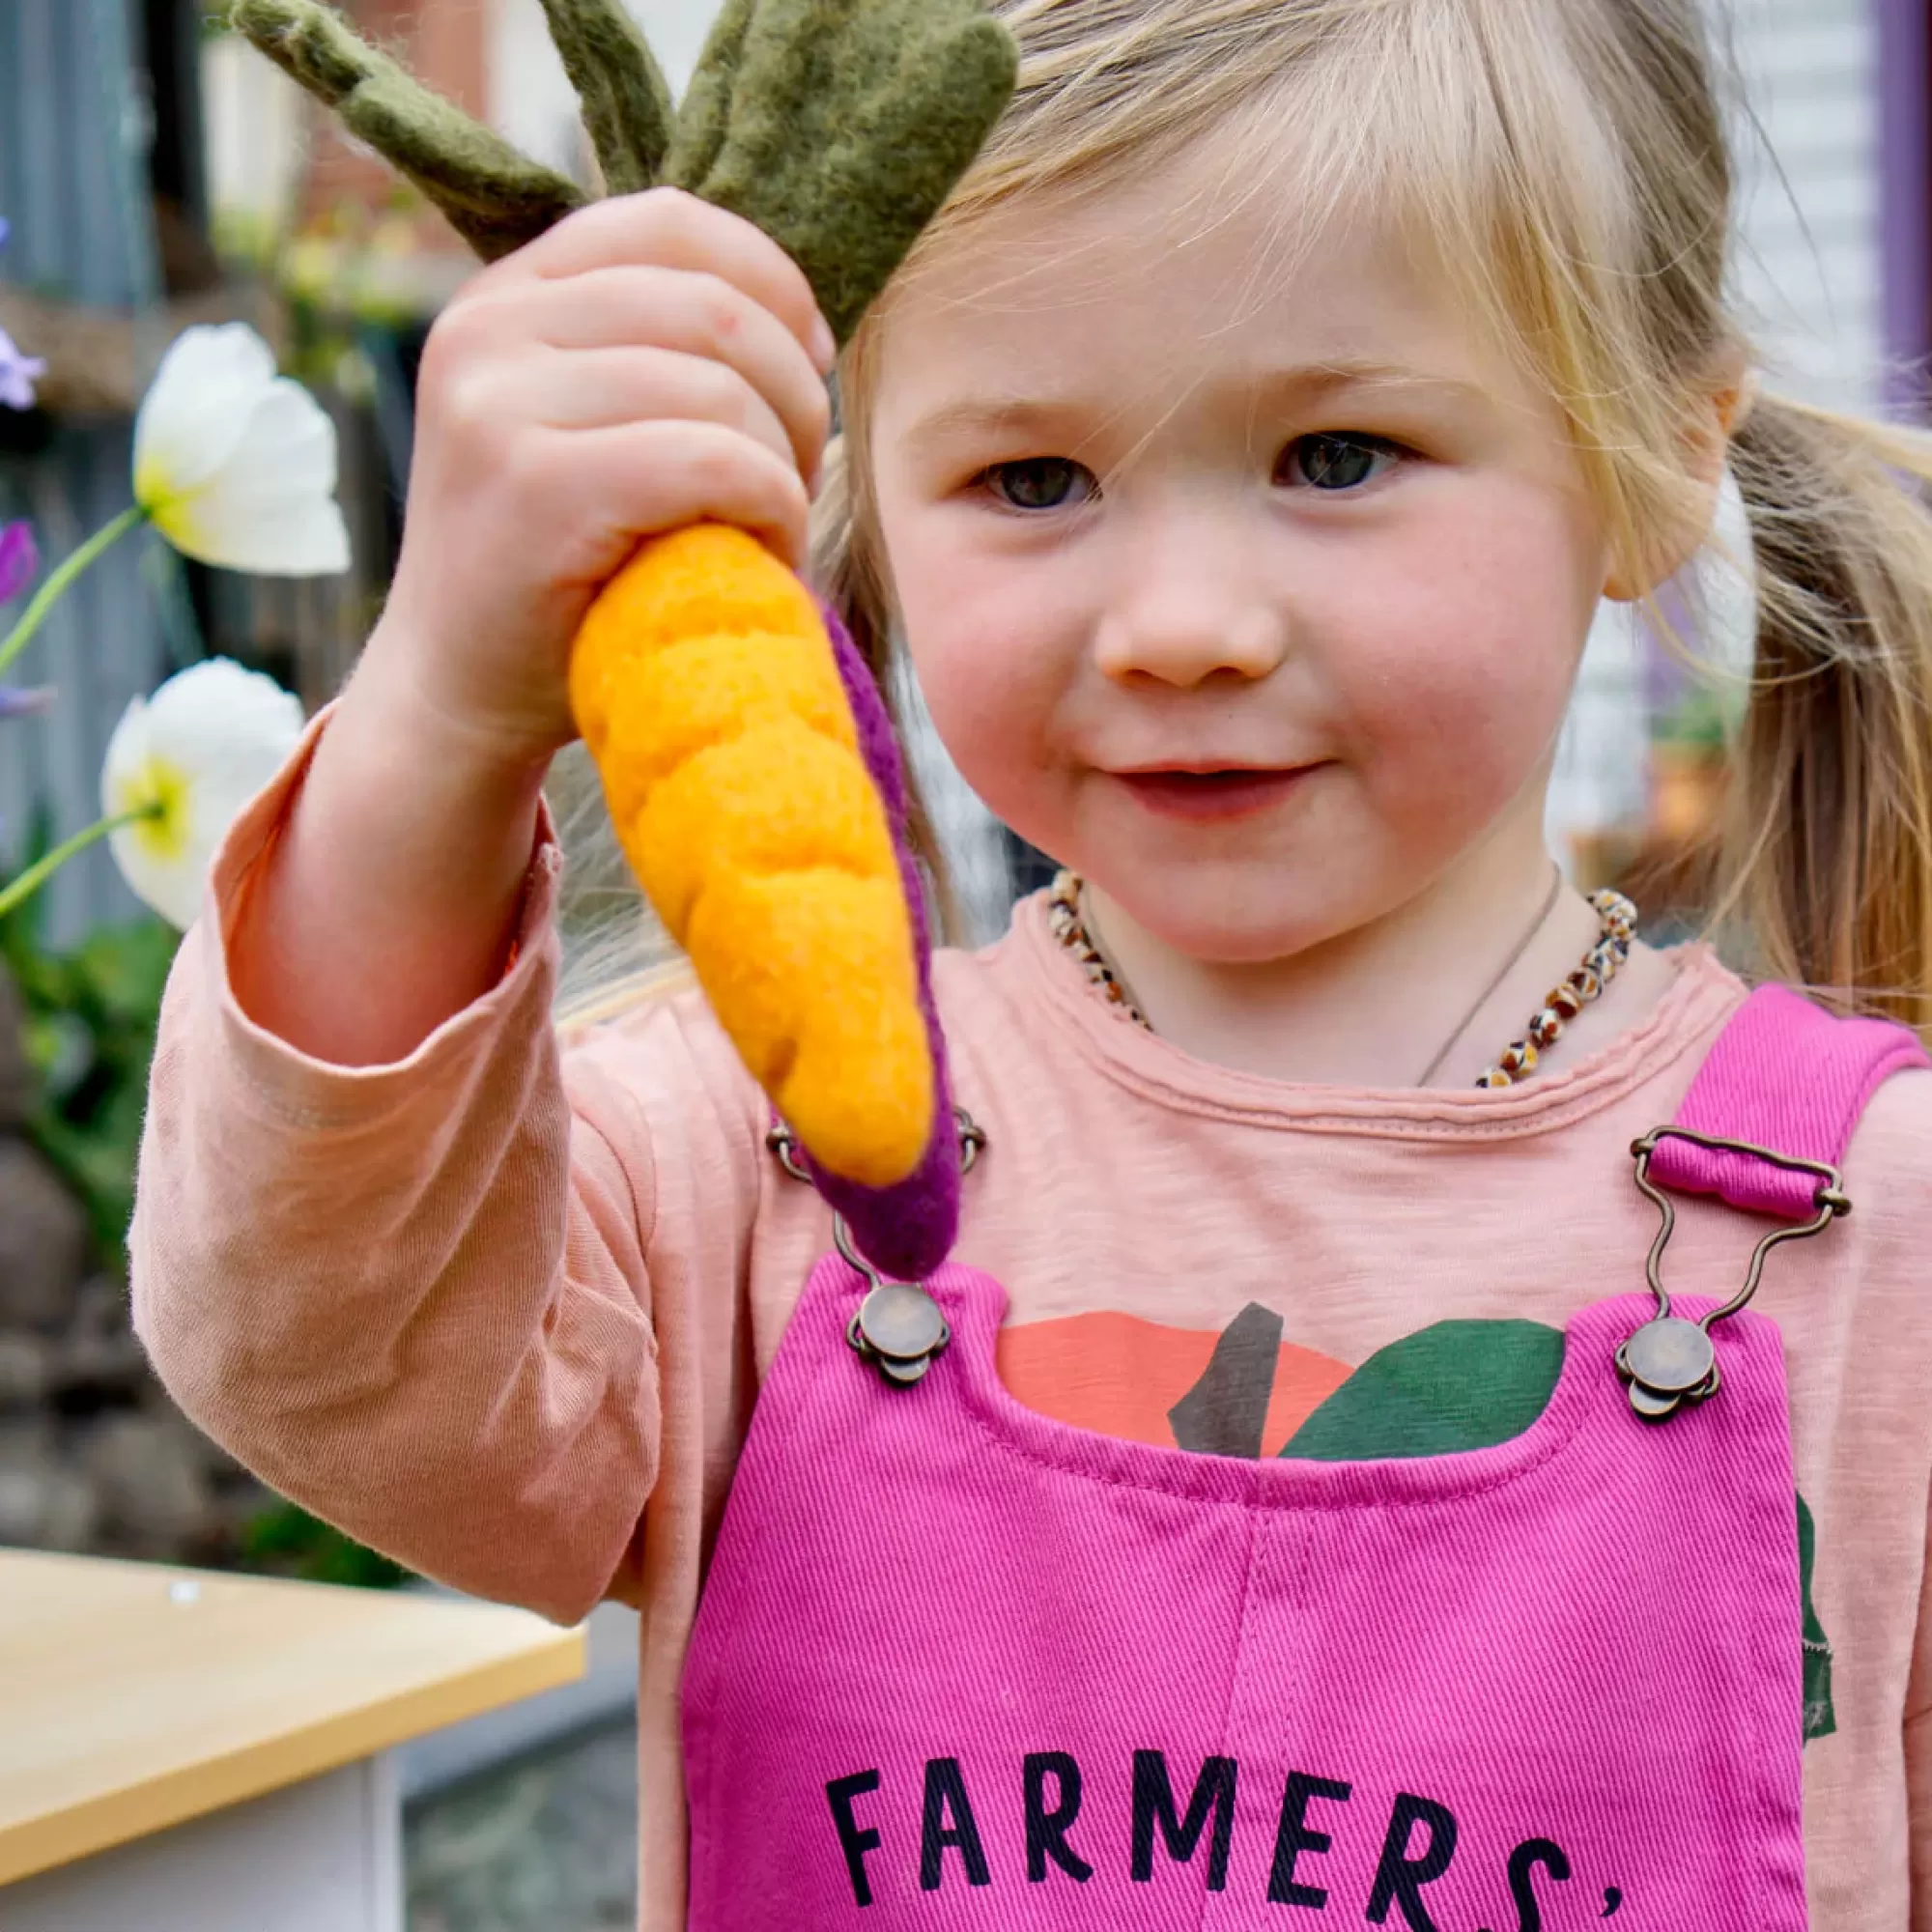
[232,193,833,1066]
[367,187,837,777]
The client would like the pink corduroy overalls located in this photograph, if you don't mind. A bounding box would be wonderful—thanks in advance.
[680,985,1927,1928]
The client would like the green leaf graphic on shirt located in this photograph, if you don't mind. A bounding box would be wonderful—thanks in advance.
[1281,1319,1567,1461]
[1276,1317,1833,1743]
[1798,1492,1835,1742]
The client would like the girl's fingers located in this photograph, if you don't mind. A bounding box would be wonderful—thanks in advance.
[498,187,834,373]
[522,346,800,478]
[564,418,814,569]
[501,268,831,478]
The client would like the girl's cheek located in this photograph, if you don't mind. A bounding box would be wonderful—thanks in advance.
[909,617,1053,820]
[1329,507,1595,791]
[896,536,1068,772]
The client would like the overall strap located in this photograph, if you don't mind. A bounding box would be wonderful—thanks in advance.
[1652,982,1928,1217]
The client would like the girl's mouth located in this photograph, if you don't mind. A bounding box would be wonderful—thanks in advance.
[1109,766,1320,823]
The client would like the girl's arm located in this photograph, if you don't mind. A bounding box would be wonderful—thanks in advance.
[219,189,826,1075]
[1909,1519,1932,1928]
[129,721,664,1623]
[223,638,550,1068]
[128,190,827,1616]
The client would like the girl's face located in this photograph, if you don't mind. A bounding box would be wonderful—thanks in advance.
[866,142,1616,963]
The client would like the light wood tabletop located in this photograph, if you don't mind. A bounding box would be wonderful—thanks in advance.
[0,1548,585,1886]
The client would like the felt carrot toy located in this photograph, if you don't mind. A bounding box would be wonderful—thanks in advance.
[570,524,930,1189]
[231,0,1017,1277]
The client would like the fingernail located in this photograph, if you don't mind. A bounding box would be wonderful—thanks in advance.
[810,316,838,372]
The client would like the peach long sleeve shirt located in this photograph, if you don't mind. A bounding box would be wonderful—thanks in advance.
[131,717,1932,1929]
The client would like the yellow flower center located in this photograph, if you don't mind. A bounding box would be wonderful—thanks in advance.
[132,453,204,558]
[131,450,175,520]
[113,754,191,861]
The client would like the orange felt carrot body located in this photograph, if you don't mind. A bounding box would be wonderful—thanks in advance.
[568,523,934,1188]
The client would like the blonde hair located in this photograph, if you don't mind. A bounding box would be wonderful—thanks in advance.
[572,0,1932,1034]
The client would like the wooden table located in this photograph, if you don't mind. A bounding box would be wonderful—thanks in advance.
[0,1548,586,1931]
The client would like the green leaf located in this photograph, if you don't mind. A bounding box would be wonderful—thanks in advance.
[1282,1320,1567,1462]
[232,0,586,261]
[536,0,676,195]
[0,904,180,1268]
[240,1500,412,1589]
[1798,1492,1835,1742]
[666,0,1019,344]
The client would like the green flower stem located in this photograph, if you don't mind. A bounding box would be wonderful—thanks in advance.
[0,503,149,682]
[0,804,158,923]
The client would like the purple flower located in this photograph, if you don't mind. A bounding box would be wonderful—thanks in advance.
[0,522,36,605]
[0,219,43,411]
[0,327,43,412]
[0,685,52,719]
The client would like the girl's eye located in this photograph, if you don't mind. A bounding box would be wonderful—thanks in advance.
[983,457,1097,511]
[1279,433,1399,493]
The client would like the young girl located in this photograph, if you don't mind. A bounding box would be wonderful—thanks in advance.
[131,0,1932,1925]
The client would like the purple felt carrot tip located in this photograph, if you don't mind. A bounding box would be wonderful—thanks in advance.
[805,606,963,1283]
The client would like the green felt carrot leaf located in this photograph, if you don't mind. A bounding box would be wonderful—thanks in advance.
[535,0,676,196]
[666,0,757,203]
[230,0,1017,342]
[230,0,586,261]
[226,0,1016,1200]
[664,0,1020,344]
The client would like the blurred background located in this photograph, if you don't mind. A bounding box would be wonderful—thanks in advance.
[0,2,1925,1926]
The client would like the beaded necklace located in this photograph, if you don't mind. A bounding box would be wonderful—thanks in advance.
[1045,870,1638,1090]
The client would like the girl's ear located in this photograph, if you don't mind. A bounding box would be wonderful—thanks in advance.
[1602,365,1753,603]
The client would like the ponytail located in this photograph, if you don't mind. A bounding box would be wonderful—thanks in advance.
[1717,393,1932,1034]
[810,432,896,703]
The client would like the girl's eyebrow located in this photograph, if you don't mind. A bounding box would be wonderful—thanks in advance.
[1240,359,1492,418]
[901,395,1090,457]
[1287,359,1486,400]
[903,361,1486,454]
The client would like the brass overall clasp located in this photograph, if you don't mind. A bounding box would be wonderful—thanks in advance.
[1618,1127,1849,1421]
[837,1218,952,1387]
[768,1108,986,1390]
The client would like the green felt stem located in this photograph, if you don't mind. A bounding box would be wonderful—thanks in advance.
[229,0,1019,353]
[663,0,756,199]
[536,0,675,196]
[230,0,586,261]
[665,0,1019,345]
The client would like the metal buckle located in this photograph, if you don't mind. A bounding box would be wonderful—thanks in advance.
[766,1108,983,1390]
[765,1105,986,1183]
[1618,1126,1849,1421]
[836,1216,951,1388]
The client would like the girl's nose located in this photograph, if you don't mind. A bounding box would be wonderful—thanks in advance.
[1092,593,1291,688]
[1090,509,1292,686]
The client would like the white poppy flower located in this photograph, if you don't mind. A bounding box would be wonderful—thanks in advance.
[101,659,305,929]
[132,324,352,576]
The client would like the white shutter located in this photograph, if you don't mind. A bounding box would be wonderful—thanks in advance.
[1726,0,1886,412]
[486,0,715,179]
[1548,0,1887,865]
